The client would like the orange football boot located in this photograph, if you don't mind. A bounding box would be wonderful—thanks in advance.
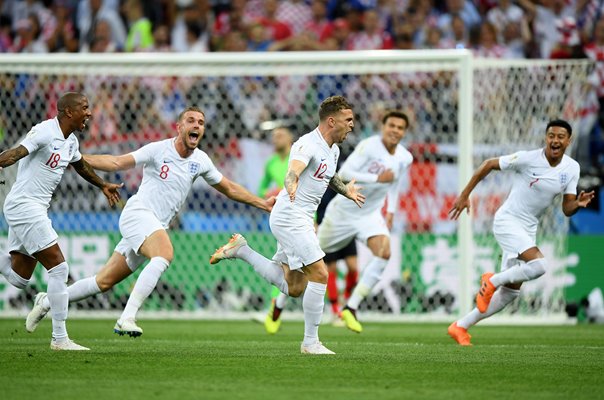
[476,272,496,313]
[447,322,472,346]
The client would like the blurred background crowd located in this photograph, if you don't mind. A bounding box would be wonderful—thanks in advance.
[0,0,604,59]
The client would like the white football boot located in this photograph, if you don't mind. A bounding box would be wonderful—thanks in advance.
[210,233,247,264]
[300,341,335,355]
[114,318,143,337]
[26,292,50,333]
[50,338,90,351]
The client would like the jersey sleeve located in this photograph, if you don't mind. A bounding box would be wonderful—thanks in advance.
[289,138,314,166]
[199,153,223,186]
[498,151,530,172]
[339,140,378,183]
[20,127,50,154]
[131,141,161,166]
[70,138,82,163]
[564,163,580,195]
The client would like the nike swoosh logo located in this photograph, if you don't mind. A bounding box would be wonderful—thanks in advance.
[53,146,61,150]
[320,158,326,161]
[163,160,172,163]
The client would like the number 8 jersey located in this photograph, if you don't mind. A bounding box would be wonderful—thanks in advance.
[124,138,223,228]
[274,128,340,219]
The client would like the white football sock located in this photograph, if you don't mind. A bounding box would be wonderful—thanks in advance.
[347,256,388,310]
[0,253,30,289]
[302,281,326,346]
[457,286,520,329]
[275,292,288,309]
[43,276,102,309]
[47,262,69,340]
[238,246,289,295]
[120,257,169,321]
[490,258,547,287]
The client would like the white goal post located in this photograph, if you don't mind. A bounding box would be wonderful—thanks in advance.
[0,51,592,322]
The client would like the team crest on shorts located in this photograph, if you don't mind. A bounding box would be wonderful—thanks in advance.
[189,162,200,175]
[559,173,568,187]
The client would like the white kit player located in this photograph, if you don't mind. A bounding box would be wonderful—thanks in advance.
[210,96,365,355]
[319,110,412,333]
[0,92,122,350]
[25,106,274,337]
[447,119,595,346]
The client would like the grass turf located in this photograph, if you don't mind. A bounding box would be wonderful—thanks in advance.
[1,318,602,400]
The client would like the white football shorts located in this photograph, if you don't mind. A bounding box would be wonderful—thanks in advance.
[493,215,536,269]
[5,208,57,256]
[117,203,164,271]
[269,206,324,270]
[318,207,389,253]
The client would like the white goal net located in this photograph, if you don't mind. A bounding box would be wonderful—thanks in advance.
[0,52,593,321]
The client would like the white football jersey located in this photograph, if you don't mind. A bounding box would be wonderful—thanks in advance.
[4,118,82,211]
[495,149,580,231]
[126,138,223,228]
[331,135,413,216]
[273,128,340,219]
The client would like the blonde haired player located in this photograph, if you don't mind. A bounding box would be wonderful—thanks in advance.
[448,119,595,346]
[210,96,365,354]
[0,92,122,350]
[26,106,274,337]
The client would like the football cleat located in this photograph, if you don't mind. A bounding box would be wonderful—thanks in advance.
[26,292,50,333]
[447,322,472,346]
[50,338,90,351]
[300,341,335,355]
[476,272,496,313]
[114,318,143,337]
[210,233,247,265]
[340,308,362,333]
[264,299,282,334]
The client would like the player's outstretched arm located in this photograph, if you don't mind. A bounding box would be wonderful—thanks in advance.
[449,157,500,220]
[212,177,275,212]
[83,153,136,172]
[72,158,123,207]
[562,191,596,216]
[0,145,29,171]
[329,174,365,208]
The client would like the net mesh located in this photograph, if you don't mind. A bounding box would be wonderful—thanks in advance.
[0,53,592,319]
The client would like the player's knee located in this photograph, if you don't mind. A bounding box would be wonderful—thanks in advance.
[95,275,114,292]
[7,270,29,289]
[160,249,174,263]
[525,258,546,280]
[376,248,391,260]
[288,284,305,298]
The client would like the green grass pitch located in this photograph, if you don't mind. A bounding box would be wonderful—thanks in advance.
[1,319,602,400]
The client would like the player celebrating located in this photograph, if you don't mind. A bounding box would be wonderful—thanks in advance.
[319,110,412,333]
[0,92,122,350]
[210,96,365,354]
[25,106,274,337]
[447,119,595,346]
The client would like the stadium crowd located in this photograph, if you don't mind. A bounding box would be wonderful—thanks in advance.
[0,0,602,59]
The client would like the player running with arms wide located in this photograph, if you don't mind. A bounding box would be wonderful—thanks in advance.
[448,119,594,346]
[26,106,274,337]
[210,96,365,354]
[0,92,122,350]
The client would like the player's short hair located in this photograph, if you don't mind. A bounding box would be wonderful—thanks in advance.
[178,106,205,121]
[57,92,86,113]
[318,96,353,121]
[382,110,409,128]
[546,119,572,136]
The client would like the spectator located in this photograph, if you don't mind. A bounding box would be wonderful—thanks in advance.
[77,0,126,51]
[150,24,172,52]
[124,0,154,52]
[440,14,470,49]
[46,1,79,52]
[473,21,511,58]
[0,14,12,52]
[87,18,119,52]
[257,0,292,41]
[347,9,393,50]
[517,0,574,58]
[173,0,209,52]
[247,22,272,51]
[277,0,312,35]
[12,14,47,53]
[438,0,482,36]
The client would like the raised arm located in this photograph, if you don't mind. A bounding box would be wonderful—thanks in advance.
[562,191,595,217]
[212,176,275,212]
[0,145,29,170]
[329,173,365,208]
[71,158,123,207]
[83,153,136,172]
[449,157,501,220]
